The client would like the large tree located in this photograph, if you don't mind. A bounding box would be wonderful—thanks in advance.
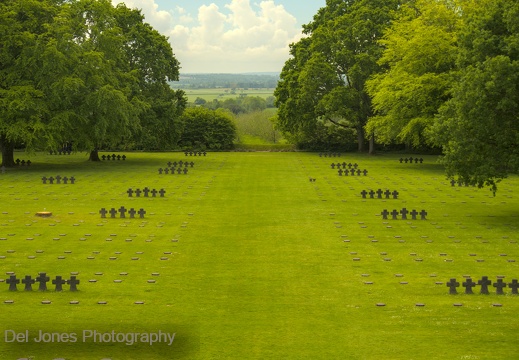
[275,0,400,152]
[0,0,59,166]
[431,0,519,192]
[0,0,185,164]
[365,0,459,148]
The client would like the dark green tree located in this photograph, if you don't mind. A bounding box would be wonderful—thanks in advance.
[179,107,236,150]
[0,0,59,166]
[431,0,519,192]
[275,0,400,152]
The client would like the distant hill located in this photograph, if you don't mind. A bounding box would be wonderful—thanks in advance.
[170,73,280,89]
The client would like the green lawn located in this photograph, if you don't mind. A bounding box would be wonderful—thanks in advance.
[1,151,518,359]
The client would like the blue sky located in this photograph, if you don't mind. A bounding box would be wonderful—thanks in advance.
[112,0,326,73]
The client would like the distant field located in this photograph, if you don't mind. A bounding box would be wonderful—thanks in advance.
[182,88,275,102]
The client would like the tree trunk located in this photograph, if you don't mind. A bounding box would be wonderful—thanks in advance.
[368,134,375,155]
[89,149,101,161]
[357,124,365,152]
[0,134,16,167]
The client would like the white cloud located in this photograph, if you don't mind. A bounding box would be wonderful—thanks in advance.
[113,0,302,73]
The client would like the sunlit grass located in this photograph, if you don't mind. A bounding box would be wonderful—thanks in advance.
[0,151,518,359]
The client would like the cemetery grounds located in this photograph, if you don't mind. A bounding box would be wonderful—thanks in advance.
[0,151,518,359]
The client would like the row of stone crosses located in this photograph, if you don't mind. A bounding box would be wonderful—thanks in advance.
[184,150,206,156]
[100,207,146,219]
[42,175,76,184]
[399,157,423,163]
[127,188,165,197]
[101,154,127,161]
[447,277,519,295]
[15,159,32,166]
[362,189,399,199]
[319,152,341,157]
[339,168,368,176]
[331,162,359,169]
[6,273,79,292]
[381,208,427,220]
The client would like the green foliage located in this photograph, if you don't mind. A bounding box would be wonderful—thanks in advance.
[431,0,519,192]
[275,0,400,151]
[0,0,185,163]
[179,107,236,150]
[366,0,459,147]
[234,109,282,144]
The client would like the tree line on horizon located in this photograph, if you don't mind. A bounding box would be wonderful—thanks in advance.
[274,0,519,191]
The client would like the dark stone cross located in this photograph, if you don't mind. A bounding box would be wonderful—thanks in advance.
[164,168,169,174]
[376,189,383,199]
[390,209,399,220]
[353,163,358,169]
[127,188,134,197]
[361,190,367,199]
[404,158,409,163]
[350,169,355,176]
[381,209,389,220]
[53,276,66,291]
[67,276,80,291]
[22,275,35,291]
[177,168,182,174]
[420,210,428,220]
[63,176,69,184]
[338,169,343,176]
[117,155,121,160]
[399,158,403,163]
[508,279,519,294]
[356,169,361,176]
[392,190,399,199]
[122,155,126,160]
[99,208,107,218]
[70,176,75,184]
[7,275,20,291]
[450,179,456,187]
[42,176,48,184]
[384,190,391,199]
[119,206,127,218]
[143,187,150,197]
[159,189,166,197]
[56,175,62,184]
[493,279,507,295]
[369,190,375,199]
[138,208,146,218]
[48,176,55,184]
[347,163,352,168]
[462,278,476,294]
[109,208,117,218]
[478,276,492,294]
[331,163,336,169]
[363,169,368,176]
[151,189,158,197]
[111,154,116,160]
[36,273,50,291]
[400,208,408,220]
[447,278,460,294]
[135,189,142,197]
[167,161,172,167]
[102,155,107,160]
[128,208,136,218]
[158,168,163,174]
[410,209,418,220]
[183,168,188,174]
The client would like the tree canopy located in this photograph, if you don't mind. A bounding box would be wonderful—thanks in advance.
[0,0,185,164]
[274,0,400,152]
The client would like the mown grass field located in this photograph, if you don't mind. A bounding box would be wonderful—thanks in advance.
[1,151,518,359]
[183,88,274,103]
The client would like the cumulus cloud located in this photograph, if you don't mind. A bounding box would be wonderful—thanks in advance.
[113,0,302,73]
